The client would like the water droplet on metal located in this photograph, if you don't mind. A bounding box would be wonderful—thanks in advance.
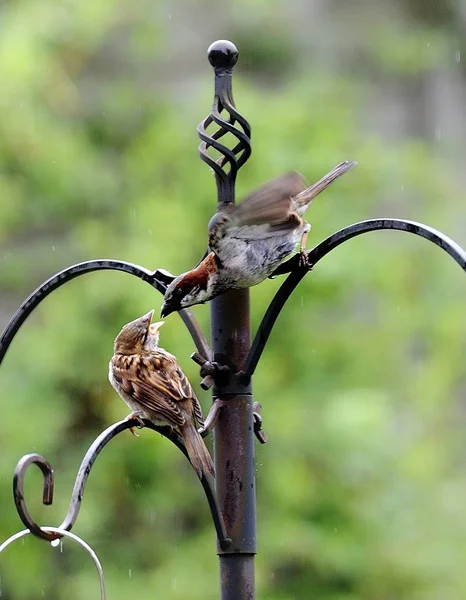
[51,539,60,548]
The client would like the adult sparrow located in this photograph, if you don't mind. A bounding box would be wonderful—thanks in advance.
[161,160,356,316]
[109,310,214,478]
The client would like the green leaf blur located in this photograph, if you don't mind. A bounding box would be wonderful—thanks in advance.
[1,1,466,599]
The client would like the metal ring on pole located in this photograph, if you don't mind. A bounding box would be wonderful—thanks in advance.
[0,526,107,600]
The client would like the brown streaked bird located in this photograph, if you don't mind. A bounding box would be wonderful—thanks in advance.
[161,160,357,316]
[108,310,214,478]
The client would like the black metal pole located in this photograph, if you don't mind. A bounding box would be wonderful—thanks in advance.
[212,289,255,600]
[198,41,255,600]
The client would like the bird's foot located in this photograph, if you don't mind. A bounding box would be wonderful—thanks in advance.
[298,250,311,270]
[126,412,146,436]
[164,425,174,438]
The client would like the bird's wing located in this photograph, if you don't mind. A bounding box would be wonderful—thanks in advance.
[208,172,307,258]
[235,171,306,226]
[190,396,205,429]
[111,353,198,428]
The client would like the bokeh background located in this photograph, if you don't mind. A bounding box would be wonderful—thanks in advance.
[1,1,466,599]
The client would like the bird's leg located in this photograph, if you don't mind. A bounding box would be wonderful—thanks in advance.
[126,411,146,436]
[298,223,311,269]
[272,223,313,276]
[198,398,222,437]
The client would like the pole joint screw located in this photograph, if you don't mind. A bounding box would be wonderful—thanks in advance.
[252,402,268,444]
[191,352,231,390]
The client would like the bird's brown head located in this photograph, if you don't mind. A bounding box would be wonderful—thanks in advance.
[161,264,215,317]
[113,310,165,354]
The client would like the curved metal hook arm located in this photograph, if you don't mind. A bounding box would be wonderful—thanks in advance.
[0,259,211,366]
[244,218,466,379]
[13,418,231,550]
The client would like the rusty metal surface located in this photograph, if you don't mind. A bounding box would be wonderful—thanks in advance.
[219,555,255,600]
[213,394,256,553]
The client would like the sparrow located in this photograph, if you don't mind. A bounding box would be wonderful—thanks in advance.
[108,310,215,478]
[161,160,356,316]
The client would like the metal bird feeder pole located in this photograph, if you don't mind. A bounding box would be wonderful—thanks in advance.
[199,41,255,600]
[1,39,466,600]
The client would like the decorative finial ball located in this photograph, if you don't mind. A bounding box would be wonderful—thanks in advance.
[207,40,238,69]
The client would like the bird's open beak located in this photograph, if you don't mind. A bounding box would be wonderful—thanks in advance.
[140,309,155,325]
[160,303,176,318]
[149,321,165,335]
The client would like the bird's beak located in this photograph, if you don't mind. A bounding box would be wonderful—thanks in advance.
[149,321,165,335]
[160,303,176,318]
[140,309,155,326]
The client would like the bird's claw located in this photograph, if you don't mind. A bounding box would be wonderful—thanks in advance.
[253,402,268,444]
[298,250,311,270]
[163,425,174,438]
[126,412,146,436]
[269,251,313,278]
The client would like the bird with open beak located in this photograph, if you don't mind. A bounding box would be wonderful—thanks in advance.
[108,310,214,478]
[161,160,357,317]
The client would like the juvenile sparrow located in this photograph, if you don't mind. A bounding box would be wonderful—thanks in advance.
[108,310,215,478]
[161,161,356,316]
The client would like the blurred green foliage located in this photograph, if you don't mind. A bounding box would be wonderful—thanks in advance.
[0,1,466,599]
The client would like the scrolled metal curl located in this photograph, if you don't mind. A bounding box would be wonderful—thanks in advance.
[197,40,251,205]
[12,418,231,550]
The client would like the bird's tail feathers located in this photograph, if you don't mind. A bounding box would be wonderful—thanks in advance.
[182,423,215,478]
[294,160,357,212]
